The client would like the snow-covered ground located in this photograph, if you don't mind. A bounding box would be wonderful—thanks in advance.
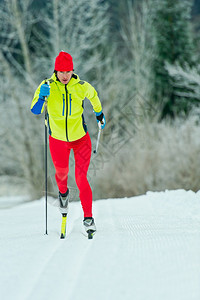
[0,189,200,300]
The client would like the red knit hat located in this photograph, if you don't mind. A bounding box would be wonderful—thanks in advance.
[54,51,73,71]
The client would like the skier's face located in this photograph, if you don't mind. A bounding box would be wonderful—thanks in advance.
[57,71,73,84]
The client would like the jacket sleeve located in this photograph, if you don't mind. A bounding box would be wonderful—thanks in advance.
[85,82,102,113]
[30,80,46,115]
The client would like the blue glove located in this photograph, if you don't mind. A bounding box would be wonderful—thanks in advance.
[94,111,106,129]
[39,83,50,100]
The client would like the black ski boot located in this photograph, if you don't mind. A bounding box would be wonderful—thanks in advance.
[83,217,96,239]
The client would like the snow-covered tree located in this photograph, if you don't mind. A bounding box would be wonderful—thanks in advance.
[120,0,156,119]
[150,0,195,118]
[0,0,44,196]
[166,62,200,104]
[0,74,44,196]
[0,0,40,85]
[32,0,110,82]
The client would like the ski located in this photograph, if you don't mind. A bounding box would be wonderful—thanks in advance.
[60,213,67,239]
[87,230,95,239]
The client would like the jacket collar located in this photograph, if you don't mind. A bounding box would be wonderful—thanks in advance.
[50,73,80,87]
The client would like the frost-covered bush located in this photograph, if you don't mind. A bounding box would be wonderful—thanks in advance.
[94,112,200,199]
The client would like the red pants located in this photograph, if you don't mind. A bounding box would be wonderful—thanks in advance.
[49,132,93,218]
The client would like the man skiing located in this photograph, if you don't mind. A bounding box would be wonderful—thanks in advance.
[31,51,106,237]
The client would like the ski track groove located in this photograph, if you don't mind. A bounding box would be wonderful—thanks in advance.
[20,204,80,300]
[63,238,94,300]
[22,238,63,300]
[25,231,94,300]
[22,207,91,300]
[68,200,124,300]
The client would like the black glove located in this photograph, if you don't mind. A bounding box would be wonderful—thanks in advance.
[94,111,106,129]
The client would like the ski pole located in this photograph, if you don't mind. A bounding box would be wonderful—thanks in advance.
[44,79,49,235]
[93,121,103,154]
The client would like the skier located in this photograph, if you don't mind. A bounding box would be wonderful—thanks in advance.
[31,51,106,236]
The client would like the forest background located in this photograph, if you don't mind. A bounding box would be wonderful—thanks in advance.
[0,0,200,201]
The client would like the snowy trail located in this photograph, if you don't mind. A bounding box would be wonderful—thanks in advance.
[0,190,200,300]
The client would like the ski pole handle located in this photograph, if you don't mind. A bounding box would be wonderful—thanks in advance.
[44,79,50,104]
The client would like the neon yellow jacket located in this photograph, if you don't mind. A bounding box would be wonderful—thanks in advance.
[31,73,102,142]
